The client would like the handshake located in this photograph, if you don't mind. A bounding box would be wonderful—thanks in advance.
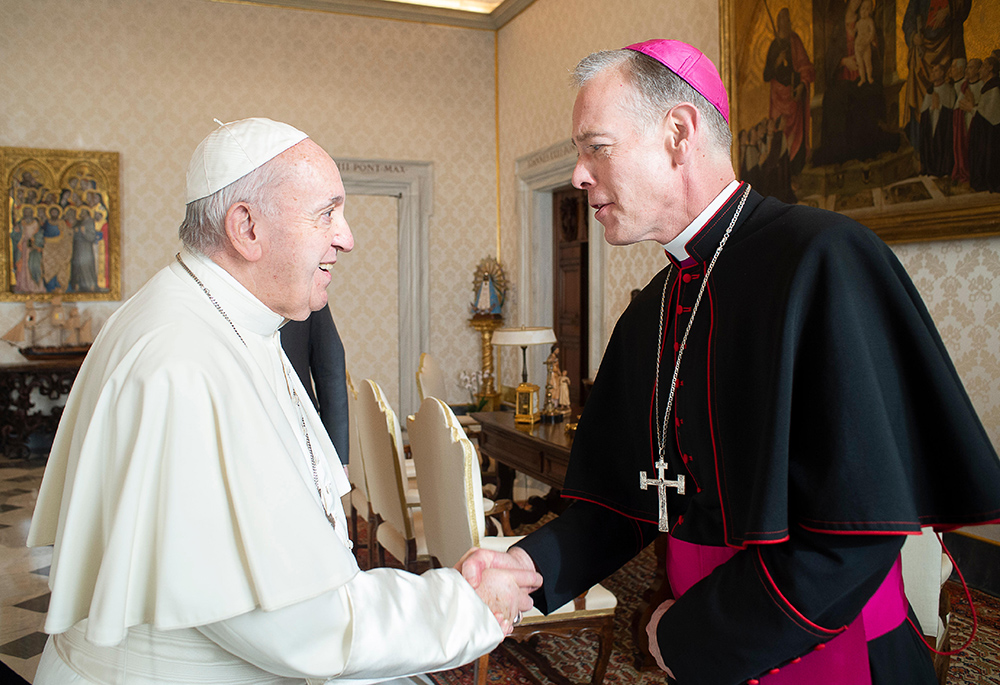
[457,546,542,635]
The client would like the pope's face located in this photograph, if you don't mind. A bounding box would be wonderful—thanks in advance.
[571,68,678,246]
[254,140,354,320]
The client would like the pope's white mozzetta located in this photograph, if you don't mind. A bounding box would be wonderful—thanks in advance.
[27,246,503,683]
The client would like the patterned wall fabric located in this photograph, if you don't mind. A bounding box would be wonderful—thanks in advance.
[0,0,496,408]
[1,0,997,451]
[330,195,401,413]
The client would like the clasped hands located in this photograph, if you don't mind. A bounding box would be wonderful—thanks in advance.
[457,546,541,635]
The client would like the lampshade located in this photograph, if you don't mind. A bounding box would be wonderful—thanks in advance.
[492,326,557,347]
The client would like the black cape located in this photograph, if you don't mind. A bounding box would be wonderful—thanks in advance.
[516,185,1000,684]
[561,186,1000,544]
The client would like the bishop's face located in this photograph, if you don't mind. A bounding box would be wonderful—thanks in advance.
[254,140,354,321]
[570,68,679,246]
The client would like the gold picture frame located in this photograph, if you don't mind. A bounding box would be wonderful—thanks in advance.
[2,146,121,301]
[719,0,1000,243]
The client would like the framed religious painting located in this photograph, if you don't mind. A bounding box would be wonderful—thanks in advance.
[1,146,121,301]
[719,0,1000,242]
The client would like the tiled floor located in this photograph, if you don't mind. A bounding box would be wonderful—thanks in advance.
[0,460,52,682]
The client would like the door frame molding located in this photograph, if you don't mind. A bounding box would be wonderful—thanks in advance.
[515,140,605,379]
[338,158,432,419]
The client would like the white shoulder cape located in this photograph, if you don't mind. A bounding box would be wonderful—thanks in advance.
[28,253,359,647]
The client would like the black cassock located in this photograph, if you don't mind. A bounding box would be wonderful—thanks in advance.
[515,185,1000,684]
[280,303,350,464]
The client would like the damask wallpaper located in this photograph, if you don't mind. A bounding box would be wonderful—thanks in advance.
[329,195,401,412]
[0,0,497,414]
[1,0,997,453]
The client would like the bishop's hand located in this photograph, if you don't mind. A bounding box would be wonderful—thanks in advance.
[457,547,542,635]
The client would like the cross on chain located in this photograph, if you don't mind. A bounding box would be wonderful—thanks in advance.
[639,458,685,532]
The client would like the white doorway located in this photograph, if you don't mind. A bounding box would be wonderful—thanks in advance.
[326,158,432,419]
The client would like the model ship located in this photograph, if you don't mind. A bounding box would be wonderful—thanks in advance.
[2,298,93,361]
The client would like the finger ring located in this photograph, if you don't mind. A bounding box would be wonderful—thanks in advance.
[513,611,523,626]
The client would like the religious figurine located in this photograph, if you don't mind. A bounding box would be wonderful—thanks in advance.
[558,370,571,409]
[474,273,502,315]
[470,257,507,318]
[545,344,562,391]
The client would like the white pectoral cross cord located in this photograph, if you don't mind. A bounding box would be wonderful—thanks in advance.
[640,459,686,532]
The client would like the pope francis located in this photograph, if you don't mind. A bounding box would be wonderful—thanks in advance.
[27,117,540,684]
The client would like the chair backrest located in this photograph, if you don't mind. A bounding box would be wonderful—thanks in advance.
[344,371,368,502]
[407,397,487,568]
[356,378,413,539]
[416,352,449,403]
[901,530,952,641]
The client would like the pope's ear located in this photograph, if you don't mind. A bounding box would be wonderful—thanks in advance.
[224,202,263,262]
[663,103,699,162]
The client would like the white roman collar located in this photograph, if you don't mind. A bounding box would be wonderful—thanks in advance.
[663,180,742,262]
[173,246,285,337]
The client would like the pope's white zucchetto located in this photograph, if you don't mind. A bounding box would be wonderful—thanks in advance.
[186,117,308,203]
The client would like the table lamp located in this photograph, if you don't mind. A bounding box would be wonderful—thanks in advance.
[492,326,557,424]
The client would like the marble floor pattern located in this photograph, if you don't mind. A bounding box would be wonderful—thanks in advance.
[0,460,51,682]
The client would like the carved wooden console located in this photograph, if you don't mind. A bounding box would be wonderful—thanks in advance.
[0,360,82,459]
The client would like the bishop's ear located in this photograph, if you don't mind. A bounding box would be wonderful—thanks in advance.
[224,202,263,262]
[663,103,700,162]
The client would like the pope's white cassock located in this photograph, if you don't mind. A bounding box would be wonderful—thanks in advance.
[27,247,503,684]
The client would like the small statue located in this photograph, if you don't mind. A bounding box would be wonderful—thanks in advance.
[546,344,562,391]
[474,273,502,316]
[470,257,507,318]
[558,370,571,409]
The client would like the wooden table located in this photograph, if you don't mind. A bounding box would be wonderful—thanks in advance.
[471,411,574,499]
[0,359,83,459]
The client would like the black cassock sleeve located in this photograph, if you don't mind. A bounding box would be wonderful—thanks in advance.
[514,500,659,613]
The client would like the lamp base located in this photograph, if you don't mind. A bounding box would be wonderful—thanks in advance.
[514,382,540,424]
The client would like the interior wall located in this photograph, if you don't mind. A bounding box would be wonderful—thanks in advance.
[330,195,400,411]
[0,0,497,408]
[2,0,998,469]
[496,0,1000,456]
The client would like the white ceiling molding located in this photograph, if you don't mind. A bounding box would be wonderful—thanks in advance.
[211,0,536,29]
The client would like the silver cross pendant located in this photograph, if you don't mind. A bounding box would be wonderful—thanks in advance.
[640,458,686,532]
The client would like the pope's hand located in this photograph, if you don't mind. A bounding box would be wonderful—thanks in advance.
[457,547,542,635]
[646,599,677,678]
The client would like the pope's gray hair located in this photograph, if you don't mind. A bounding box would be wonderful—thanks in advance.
[178,155,287,255]
[573,49,733,154]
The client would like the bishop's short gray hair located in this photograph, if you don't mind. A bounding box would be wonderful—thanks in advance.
[178,156,287,255]
[573,49,733,154]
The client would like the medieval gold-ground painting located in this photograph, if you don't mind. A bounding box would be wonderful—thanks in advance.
[720,0,1000,242]
[2,147,121,301]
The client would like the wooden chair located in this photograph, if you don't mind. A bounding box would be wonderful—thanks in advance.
[343,372,374,564]
[407,397,617,685]
[356,378,428,572]
[901,531,953,685]
[416,352,480,433]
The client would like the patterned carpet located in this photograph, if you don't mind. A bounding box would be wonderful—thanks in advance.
[350,516,1000,685]
[945,580,1000,684]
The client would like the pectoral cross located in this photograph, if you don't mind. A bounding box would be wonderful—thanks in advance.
[640,459,685,532]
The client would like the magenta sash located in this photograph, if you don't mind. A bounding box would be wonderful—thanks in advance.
[663,535,908,684]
